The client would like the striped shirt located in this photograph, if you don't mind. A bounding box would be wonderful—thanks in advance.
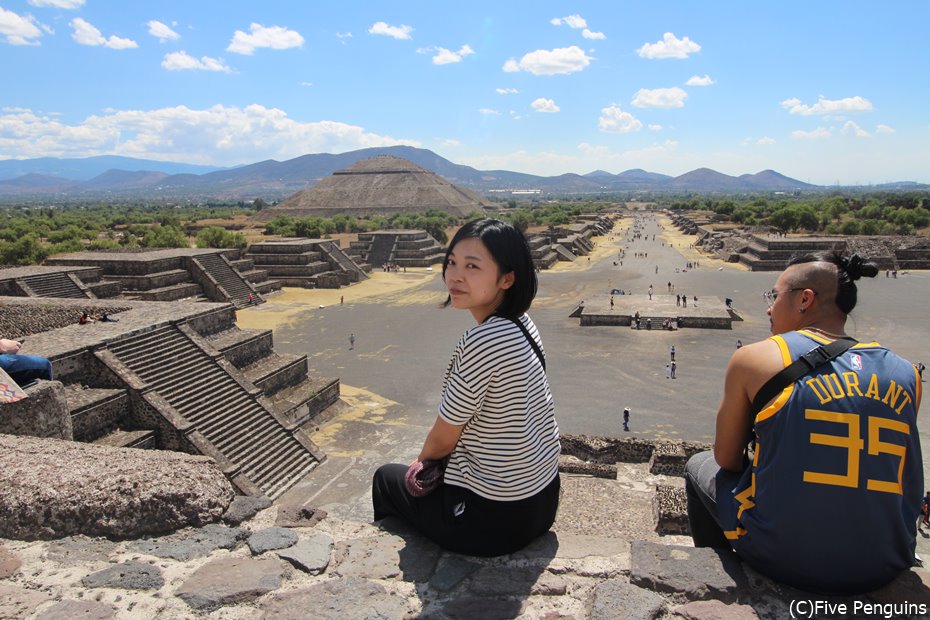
[439,314,561,501]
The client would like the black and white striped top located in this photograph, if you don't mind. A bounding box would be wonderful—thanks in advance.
[439,314,560,501]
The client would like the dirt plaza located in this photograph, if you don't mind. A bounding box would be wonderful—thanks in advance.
[237,214,930,520]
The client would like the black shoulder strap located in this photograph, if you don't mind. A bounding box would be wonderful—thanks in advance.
[750,337,856,416]
[503,315,546,371]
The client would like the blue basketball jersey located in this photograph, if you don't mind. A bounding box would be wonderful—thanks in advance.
[718,329,923,593]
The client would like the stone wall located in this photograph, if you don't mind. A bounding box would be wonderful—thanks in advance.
[0,380,72,440]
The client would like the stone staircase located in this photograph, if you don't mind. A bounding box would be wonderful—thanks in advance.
[103,324,321,498]
[192,252,258,308]
[367,233,397,268]
[18,272,91,299]
[317,241,369,281]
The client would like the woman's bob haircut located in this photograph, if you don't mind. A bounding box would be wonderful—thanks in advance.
[441,218,537,320]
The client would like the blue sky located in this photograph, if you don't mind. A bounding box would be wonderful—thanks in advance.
[1,0,928,184]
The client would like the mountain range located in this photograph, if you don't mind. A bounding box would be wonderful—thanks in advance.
[0,146,923,201]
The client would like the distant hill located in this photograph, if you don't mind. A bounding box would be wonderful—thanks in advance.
[0,156,224,182]
[1,146,922,202]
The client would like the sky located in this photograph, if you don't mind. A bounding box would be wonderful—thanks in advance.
[1,1,929,185]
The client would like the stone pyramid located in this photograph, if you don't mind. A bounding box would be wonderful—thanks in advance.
[257,155,491,220]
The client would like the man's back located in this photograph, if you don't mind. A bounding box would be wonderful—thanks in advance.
[720,330,923,592]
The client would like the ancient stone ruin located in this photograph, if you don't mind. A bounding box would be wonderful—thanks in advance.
[0,296,337,499]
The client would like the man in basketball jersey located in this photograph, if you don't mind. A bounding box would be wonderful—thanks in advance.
[685,250,922,593]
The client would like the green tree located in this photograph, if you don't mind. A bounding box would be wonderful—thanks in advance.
[144,225,189,248]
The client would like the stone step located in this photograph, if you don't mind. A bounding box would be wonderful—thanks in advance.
[214,416,280,457]
[260,455,318,499]
[206,328,274,369]
[238,269,269,283]
[92,428,157,450]
[248,442,313,487]
[160,375,244,413]
[134,282,204,302]
[243,353,308,397]
[253,280,284,295]
[653,483,689,536]
[194,395,264,436]
[105,269,191,291]
[64,385,131,442]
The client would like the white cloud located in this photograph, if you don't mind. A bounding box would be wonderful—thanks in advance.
[336,32,352,42]
[648,124,663,131]
[637,32,701,59]
[162,51,231,73]
[0,104,419,165]
[368,21,412,40]
[551,15,587,29]
[28,0,83,7]
[842,121,870,138]
[552,15,604,40]
[757,136,776,145]
[0,6,45,45]
[419,44,474,65]
[780,95,872,116]
[531,98,560,113]
[148,20,180,42]
[478,108,501,116]
[509,110,523,120]
[686,74,714,86]
[502,45,592,75]
[876,124,895,134]
[70,18,137,49]
[632,87,688,109]
[598,104,642,133]
[496,87,518,95]
[300,81,313,87]
[791,127,831,139]
[227,23,303,55]
[441,138,461,148]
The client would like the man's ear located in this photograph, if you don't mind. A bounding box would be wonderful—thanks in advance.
[500,271,515,290]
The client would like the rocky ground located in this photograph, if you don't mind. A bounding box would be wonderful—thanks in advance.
[3,463,930,619]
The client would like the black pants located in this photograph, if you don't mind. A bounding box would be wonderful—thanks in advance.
[372,463,560,557]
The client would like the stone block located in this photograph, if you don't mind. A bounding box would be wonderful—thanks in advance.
[630,541,747,603]
[175,555,286,611]
[588,579,667,620]
[0,434,234,540]
[277,534,333,574]
[247,526,299,555]
[0,380,72,440]
[128,523,248,561]
[81,560,164,590]
[259,576,411,620]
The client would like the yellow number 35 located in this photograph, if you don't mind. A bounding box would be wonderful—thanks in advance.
[802,409,909,495]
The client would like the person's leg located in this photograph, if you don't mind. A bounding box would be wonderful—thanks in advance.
[372,463,466,549]
[684,451,730,548]
[0,354,53,386]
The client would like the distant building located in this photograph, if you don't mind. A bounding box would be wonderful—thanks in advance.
[256,155,492,221]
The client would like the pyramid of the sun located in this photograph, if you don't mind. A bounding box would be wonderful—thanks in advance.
[257,155,491,220]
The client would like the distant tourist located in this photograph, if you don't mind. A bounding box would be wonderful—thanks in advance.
[78,311,95,324]
[623,407,630,432]
[348,333,355,350]
[372,218,560,557]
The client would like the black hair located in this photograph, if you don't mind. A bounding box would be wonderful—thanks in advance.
[787,249,878,315]
[441,218,537,320]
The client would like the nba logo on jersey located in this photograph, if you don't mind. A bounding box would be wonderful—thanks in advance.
[851,354,862,370]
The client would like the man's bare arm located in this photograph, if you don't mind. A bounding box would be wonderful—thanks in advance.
[714,340,782,471]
